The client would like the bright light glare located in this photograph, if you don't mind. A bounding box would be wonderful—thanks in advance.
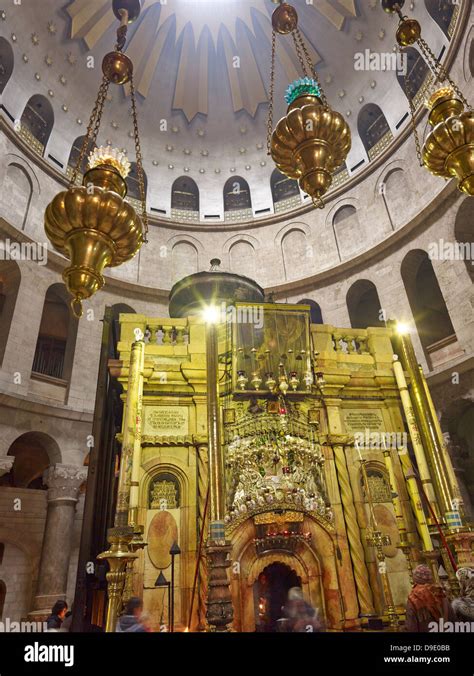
[202,305,220,324]
[396,322,410,335]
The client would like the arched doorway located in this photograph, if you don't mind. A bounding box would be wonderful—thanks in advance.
[254,562,300,632]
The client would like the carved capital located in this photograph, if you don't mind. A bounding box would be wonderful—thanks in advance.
[0,456,14,477]
[43,464,88,503]
[327,434,354,447]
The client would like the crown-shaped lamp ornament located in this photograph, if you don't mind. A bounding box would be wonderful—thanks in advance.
[267,2,351,208]
[382,0,473,197]
[44,0,147,318]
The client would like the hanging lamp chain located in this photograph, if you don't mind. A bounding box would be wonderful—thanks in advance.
[70,76,110,187]
[130,72,148,241]
[266,29,276,156]
[416,36,470,109]
[397,45,424,167]
[293,27,328,109]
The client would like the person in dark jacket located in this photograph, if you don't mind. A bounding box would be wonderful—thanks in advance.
[46,600,68,631]
[116,597,147,633]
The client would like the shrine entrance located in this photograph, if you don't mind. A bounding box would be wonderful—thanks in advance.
[254,562,300,632]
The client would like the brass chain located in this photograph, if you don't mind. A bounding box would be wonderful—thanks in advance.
[293,27,328,108]
[266,29,276,156]
[70,76,110,187]
[397,45,423,166]
[291,29,308,78]
[417,37,470,108]
[130,72,148,241]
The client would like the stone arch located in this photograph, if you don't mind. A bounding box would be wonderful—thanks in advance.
[0,260,21,366]
[377,165,411,231]
[454,198,474,283]
[0,37,14,94]
[297,299,323,324]
[346,279,385,329]
[223,176,252,212]
[396,46,430,101]
[401,249,456,365]
[0,431,61,489]
[280,224,309,280]
[270,169,299,205]
[20,94,54,155]
[332,204,363,261]
[440,398,474,516]
[468,29,474,79]
[32,283,79,384]
[228,240,256,280]
[171,176,199,212]
[2,162,34,230]
[424,0,456,38]
[230,512,343,631]
[171,240,199,284]
[357,103,391,159]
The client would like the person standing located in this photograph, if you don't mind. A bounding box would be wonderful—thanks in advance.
[46,600,68,631]
[405,564,454,631]
[452,567,474,623]
[116,597,148,633]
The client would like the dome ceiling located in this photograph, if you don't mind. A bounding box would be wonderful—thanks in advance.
[0,0,462,223]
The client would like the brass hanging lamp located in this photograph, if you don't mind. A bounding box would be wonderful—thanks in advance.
[44,0,148,318]
[382,0,473,196]
[267,2,351,208]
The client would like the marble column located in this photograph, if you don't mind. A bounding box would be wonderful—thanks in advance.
[31,464,87,615]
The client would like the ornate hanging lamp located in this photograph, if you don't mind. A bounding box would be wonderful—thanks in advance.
[44,0,148,318]
[267,2,351,208]
[382,0,473,196]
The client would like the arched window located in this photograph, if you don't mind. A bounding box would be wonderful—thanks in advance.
[0,261,21,366]
[19,95,54,155]
[347,280,385,329]
[270,169,299,206]
[401,249,456,363]
[298,299,323,324]
[425,0,456,38]
[0,432,61,489]
[171,176,199,212]
[357,104,392,159]
[397,47,430,101]
[126,162,148,203]
[32,284,78,383]
[0,37,14,94]
[223,176,252,214]
[454,198,474,283]
[67,135,96,179]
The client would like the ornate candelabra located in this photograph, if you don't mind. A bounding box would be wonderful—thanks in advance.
[382,0,473,196]
[44,0,148,317]
[267,1,351,208]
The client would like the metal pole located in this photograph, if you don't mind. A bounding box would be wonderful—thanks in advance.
[170,554,175,633]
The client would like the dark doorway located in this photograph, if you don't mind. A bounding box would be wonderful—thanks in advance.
[254,562,301,632]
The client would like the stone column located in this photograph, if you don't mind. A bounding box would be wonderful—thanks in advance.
[31,464,87,617]
[196,443,209,630]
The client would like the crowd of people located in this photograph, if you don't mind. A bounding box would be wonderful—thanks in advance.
[44,564,473,633]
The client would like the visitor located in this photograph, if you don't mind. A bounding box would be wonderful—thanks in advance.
[452,567,474,622]
[116,597,148,633]
[405,564,454,631]
[46,600,68,631]
[281,587,325,632]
